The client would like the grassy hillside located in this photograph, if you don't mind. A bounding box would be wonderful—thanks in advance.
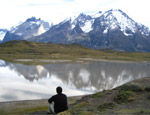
[0,40,150,63]
[59,77,150,115]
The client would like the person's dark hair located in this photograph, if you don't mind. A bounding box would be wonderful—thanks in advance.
[56,86,62,94]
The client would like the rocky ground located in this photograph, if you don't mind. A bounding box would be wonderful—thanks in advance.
[1,77,150,115]
[62,77,150,115]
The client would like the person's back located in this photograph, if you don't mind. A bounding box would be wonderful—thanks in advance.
[48,87,68,114]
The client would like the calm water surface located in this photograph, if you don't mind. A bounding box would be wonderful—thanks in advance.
[0,59,150,102]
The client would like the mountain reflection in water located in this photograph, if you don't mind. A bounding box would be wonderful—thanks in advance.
[0,60,150,102]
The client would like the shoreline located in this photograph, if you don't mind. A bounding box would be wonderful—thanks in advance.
[1,77,150,114]
[11,58,150,65]
[0,95,84,104]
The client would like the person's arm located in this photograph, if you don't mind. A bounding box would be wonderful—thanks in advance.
[48,96,54,103]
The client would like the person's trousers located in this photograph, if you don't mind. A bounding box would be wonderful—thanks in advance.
[48,102,55,114]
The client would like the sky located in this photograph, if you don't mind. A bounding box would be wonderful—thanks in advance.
[0,0,150,29]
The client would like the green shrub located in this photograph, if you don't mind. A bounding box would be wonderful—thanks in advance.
[98,102,116,112]
[69,102,90,114]
[120,83,143,92]
[91,92,103,98]
[114,91,135,104]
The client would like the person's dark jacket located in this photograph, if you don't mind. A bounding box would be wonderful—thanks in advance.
[48,93,68,113]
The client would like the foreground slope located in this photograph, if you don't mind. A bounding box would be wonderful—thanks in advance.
[60,77,150,114]
[0,77,150,115]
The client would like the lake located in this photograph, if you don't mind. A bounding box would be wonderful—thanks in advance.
[0,59,150,102]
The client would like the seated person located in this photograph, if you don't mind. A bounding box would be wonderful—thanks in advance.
[48,86,68,114]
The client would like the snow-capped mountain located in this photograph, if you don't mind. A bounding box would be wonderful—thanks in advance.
[10,17,50,37]
[0,29,7,41]
[1,9,150,52]
[32,9,150,52]
[71,9,150,36]
[92,9,150,36]
[2,17,50,43]
[87,9,150,51]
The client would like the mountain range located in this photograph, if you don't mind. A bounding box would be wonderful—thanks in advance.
[1,9,150,52]
[1,17,50,43]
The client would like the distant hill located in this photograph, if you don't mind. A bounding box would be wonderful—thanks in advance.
[0,40,94,54]
[0,40,105,61]
[1,40,150,63]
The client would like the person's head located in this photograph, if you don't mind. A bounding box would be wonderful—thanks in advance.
[56,86,62,94]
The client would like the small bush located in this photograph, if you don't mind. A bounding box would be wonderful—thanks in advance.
[69,102,90,113]
[68,101,92,114]
[91,92,103,98]
[120,83,143,92]
[114,91,135,104]
[98,102,116,112]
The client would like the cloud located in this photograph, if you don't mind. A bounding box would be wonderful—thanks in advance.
[0,0,150,29]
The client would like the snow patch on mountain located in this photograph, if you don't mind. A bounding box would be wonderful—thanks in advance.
[30,20,41,26]
[0,31,6,41]
[16,33,22,36]
[112,10,136,35]
[103,28,108,34]
[36,24,47,36]
[0,29,7,41]
[81,20,94,33]
[138,23,150,36]
[71,13,94,33]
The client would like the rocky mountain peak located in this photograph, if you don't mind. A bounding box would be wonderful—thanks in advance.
[26,16,41,22]
[72,13,93,26]
[92,9,150,36]
[71,24,83,35]
[72,13,94,33]
[10,17,50,39]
